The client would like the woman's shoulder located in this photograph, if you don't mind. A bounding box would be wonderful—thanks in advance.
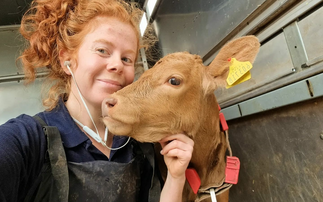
[0,113,47,158]
[0,114,47,201]
[1,113,43,136]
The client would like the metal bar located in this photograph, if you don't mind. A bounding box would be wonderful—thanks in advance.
[239,80,311,117]
[220,62,323,108]
[283,21,308,70]
[0,25,20,32]
[223,71,323,120]
[222,104,241,120]
[139,48,149,71]
[0,72,48,83]
[1,63,145,84]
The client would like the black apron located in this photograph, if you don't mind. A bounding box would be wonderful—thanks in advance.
[24,116,161,202]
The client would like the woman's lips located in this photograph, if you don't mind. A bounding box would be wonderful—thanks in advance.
[98,79,123,90]
[98,79,123,93]
[99,79,122,86]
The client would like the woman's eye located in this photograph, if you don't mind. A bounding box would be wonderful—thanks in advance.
[97,48,107,54]
[168,77,181,85]
[122,57,132,63]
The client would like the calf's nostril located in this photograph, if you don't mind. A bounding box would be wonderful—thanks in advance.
[105,98,117,108]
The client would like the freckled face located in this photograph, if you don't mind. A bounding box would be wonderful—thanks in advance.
[72,17,137,107]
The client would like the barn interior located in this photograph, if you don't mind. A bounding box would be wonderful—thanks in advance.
[1,0,323,201]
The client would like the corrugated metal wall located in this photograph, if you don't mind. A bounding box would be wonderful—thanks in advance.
[0,27,44,124]
[151,0,323,201]
[1,0,323,200]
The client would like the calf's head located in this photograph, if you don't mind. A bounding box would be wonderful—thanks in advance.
[102,36,260,143]
[102,35,260,201]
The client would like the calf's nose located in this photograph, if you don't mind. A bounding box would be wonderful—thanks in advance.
[103,97,118,109]
[102,97,118,118]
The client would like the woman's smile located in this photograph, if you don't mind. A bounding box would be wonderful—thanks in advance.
[97,78,123,91]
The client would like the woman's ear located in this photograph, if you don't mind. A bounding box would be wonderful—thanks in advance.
[59,49,72,75]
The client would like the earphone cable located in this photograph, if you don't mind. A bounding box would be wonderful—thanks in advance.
[65,62,130,151]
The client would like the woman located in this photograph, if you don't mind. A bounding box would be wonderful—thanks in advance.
[0,0,194,201]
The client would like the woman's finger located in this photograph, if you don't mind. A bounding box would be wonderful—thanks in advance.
[163,148,192,161]
[159,133,194,148]
[160,139,193,155]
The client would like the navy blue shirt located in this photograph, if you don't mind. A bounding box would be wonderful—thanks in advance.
[0,100,141,202]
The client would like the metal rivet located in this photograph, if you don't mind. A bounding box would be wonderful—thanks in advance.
[320,133,323,140]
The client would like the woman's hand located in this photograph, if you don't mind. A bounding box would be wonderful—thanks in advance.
[159,133,194,202]
[159,133,194,179]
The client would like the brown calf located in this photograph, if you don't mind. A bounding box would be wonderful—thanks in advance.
[102,36,260,201]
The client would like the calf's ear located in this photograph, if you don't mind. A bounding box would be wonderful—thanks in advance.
[204,35,260,92]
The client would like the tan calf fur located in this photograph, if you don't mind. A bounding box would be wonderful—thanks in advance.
[102,36,260,201]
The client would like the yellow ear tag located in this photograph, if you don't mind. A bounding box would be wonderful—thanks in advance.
[226,58,253,89]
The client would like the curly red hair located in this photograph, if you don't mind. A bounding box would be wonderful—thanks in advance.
[19,0,143,110]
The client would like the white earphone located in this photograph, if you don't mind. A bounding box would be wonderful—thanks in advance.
[64,61,72,72]
[64,60,71,67]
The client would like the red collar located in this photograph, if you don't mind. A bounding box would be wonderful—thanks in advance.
[185,104,240,195]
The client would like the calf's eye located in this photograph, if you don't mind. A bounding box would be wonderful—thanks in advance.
[168,77,181,85]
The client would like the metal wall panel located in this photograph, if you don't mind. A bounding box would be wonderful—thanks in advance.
[221,104,240,120]
[0,29,24,76]
[0,79,44,124]
[0,28,46,124]
[239,80,311,116]
[227,97,323,202]
[309,73,323,98]
[154,0,266,57]
[222,71,323,120]
[153,0,323,109]
[298,5,323,62]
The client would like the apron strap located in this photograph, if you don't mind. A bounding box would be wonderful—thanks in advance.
[33,115,69,202]
[138,143,161,202]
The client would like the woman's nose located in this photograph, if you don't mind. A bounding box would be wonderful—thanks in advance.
[107,55,124,73]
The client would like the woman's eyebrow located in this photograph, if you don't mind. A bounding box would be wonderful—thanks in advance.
[93,39,114,47]
[93,39,136,55]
